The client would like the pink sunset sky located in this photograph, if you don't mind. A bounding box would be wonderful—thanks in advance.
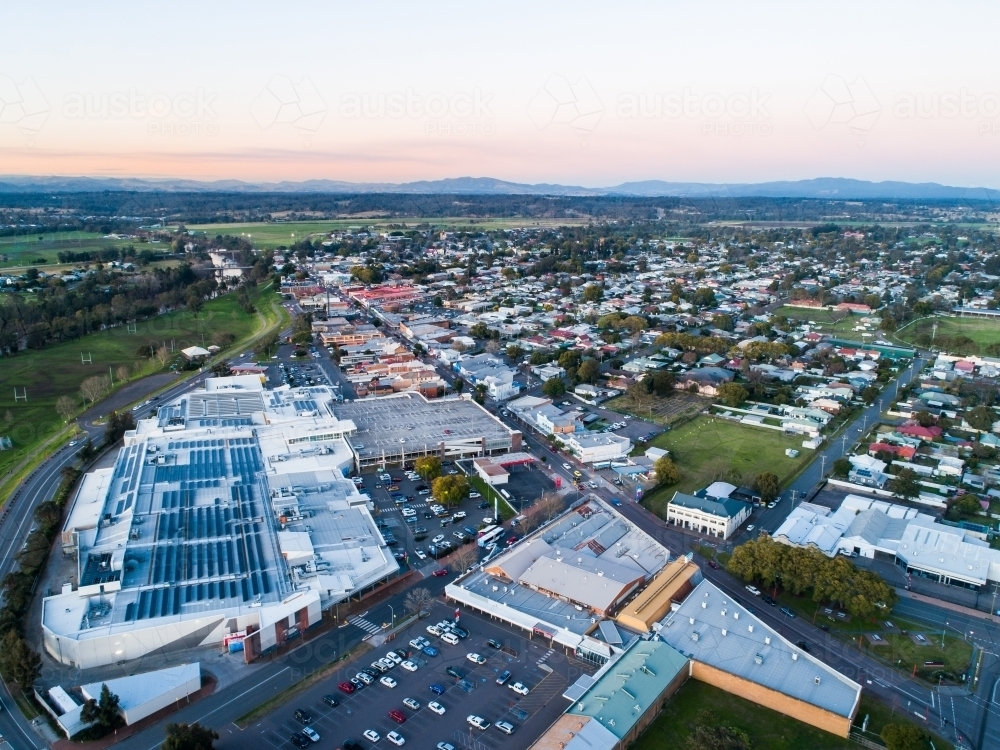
[2,0,999,187]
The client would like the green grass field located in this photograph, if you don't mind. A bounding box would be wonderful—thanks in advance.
[641,415,809,516]
[0,231,176,272]
[0,284,281,482]
[186,218,589,248]
[774,306,878,337]
[634,680,952,750]
[896,316,1000,354]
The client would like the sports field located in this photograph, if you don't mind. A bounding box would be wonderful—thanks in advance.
[0,284,282,479]
[896,315,1000,355]
[0,231,176,272]
[187,218,588,247]
[641,415,809,516]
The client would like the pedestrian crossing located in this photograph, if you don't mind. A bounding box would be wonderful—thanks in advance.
[537,647,555,666]
[348,615,383,635]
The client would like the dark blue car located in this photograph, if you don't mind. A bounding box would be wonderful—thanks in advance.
[429,683,445,695]
[423,645,439,657]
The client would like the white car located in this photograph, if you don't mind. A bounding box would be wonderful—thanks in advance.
[380,676,398,688]
[401,508,416,517]
[509,682,529,696]
[400,660,418,672]
[385,651,402,664]
[562,463,572,470]
[387,731,405,746]
[356,672,374,685]
[437,744,454,750]
[453,511,466,520]
[426,625,443,636]
[403,697,421,710]
[745,585,761,596]
[432,534,446,545]
[495,721,515,735]
[482,516,496,526]
[466,653,486,665]
[428,701,446,715]
[410,636,429,649]
[414,549,427,560]
[364,730,381,743]
[469,492,481,498]
[302,727,320,742]
[746,525,755,532]
[467,715,490,730]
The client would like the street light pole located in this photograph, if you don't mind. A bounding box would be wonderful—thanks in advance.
[388,604,395,629]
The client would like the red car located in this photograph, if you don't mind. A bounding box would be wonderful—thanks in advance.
[432,569,449,577]
[707,560,720,570]
[505,536,519,546]
[338,681,356,694]
[388,709,406,724]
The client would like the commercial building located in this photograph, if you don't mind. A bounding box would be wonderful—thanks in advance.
[666,490,751,540]
[774,493,1000,589]
[43,378,399,670]
[333,392,520,469]
[562,432,633,464]
[447,498,669,664]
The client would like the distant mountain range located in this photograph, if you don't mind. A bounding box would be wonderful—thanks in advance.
[1,175,998,200]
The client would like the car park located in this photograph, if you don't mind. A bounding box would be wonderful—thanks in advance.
[496,670,511,685]
[364,730,381,743]
[403,697,420,710]
[301,727,320,742]
[381,676,398,688]
[509,682,529,696]
[467,715,490,730]
[495,721,515,735]
[428,700,446,715]
[389,709,407,723]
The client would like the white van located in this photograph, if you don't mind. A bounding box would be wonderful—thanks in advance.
[441,632,460,646]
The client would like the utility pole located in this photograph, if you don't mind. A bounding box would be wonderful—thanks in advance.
[820,454,827,478]
[841,434,848,456]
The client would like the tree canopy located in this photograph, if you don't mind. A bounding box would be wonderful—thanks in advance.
[432,474,469,507]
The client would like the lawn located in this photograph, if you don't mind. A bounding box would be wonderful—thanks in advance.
[608,390,711,427]
[641,415,810,516]
[633,679,854,750]
[0,284,282,483]
[896,316,1000,355]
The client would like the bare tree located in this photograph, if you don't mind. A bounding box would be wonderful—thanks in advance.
[450,544,478,574]
[535,492,564,523]
[115,365,131,384]
[55,395,77,421]
[403,587,432,615]
[155,346,171,367]
[485,339,501,354]
[80,375,111,405]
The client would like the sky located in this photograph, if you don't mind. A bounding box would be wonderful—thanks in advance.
[1,1,999,187]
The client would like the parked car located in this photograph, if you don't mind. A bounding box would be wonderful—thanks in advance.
[294,708,312,724]
[301,727,320,743]
[487,639,502,650]
[338,681,356,694]
[780,607,797,619]
[401,660,418,672]
[467,715,490,730]
[466,653,486,665]
[388,709,407,723]
[403,698,420,710]
[429,683,446,695]
[495,721,515,735]
[429,701,446,715]
[381,676,398,688]
[363,730,381,743]
[323,694,340,708]
[509,682,529,696]
[745,585,761,596]
[446,665,464,679]
[290,733,310,748]
[387,732,405,746]
[496,670,511,685]
[423,644,439,657]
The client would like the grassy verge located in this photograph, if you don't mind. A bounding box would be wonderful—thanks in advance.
[855,694,954,750]
[640,415,810,517]
[0,284,282,497]
[234,642,373,729]
[466,474,516,521]
[772,590,972,684]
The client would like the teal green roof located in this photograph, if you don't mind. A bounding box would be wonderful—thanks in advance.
[567,639,689,739]
[670,492,747,519]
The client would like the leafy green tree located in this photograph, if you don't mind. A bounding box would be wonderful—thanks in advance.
[687,724,753,750]
[529,350,553,366]
[542,377,566,397]
[753,472,780,503]
[431,474,470,507]
[163,722,219,750]
[914,410,936,427]
[880,723,930,750]
[832,457,852,477]
[581,284,603,303]
[717,382,748,408]
[966,405,996,431]
[710,314,734,332]
[889,468,920,501]
[469,322,490,339]
[861,385,881,404]
[505,344,525,360]
[577,358,600,384]
[414,456,442,482]
[104,410,136,445]
[0,631,41,689]
[654,457,680,486]
[81,684,123,731]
